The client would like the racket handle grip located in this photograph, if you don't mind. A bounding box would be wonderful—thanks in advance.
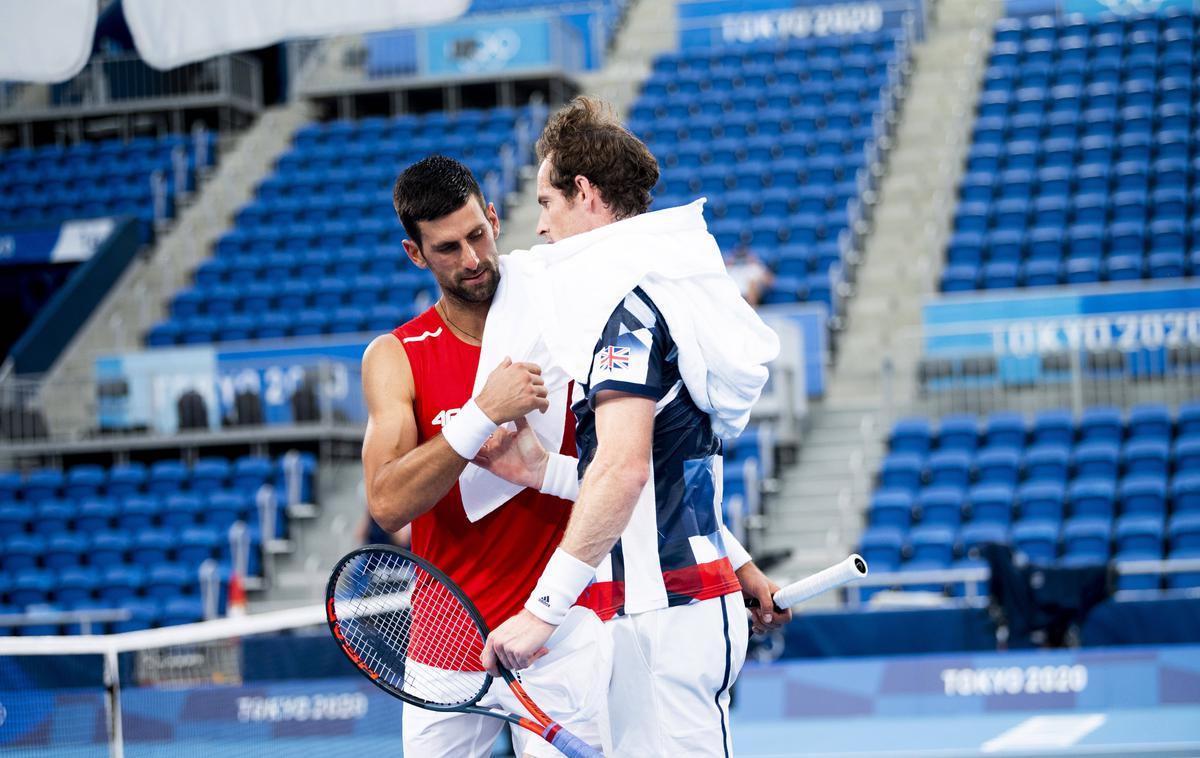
[548,726,604,758]
[743,597,784,614]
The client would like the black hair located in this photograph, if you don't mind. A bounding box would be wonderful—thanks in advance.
[392,155,485,248]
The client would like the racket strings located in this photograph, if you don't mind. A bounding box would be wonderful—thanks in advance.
[333,551,488,707]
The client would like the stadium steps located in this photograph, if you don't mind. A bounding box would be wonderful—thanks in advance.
[250,458,364,610]
[826,0,1000,411]
[574,0,678,120]
[761,0,999,594]
[759,406,886,604]
[31,101,315,441]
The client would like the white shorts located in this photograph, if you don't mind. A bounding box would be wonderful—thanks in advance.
[607,593,748,758]
[402,606,613,758]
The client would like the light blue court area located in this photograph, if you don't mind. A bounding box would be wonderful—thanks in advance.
[729,706,1200,757]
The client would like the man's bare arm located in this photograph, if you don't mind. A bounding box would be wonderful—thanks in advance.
[559,391,654,565]
[361,336,468,531]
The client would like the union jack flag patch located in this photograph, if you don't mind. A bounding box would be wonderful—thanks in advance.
[597,345,630,372]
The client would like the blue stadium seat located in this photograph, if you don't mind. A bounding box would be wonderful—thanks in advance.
[10,570,55,608]
[0,503,34,535]
[54,567,100,606]
[111,599,160,633]
[869,490,913,530]
[860,526,905,571]
[1122,439,1170,479]
[24,468,63,503]
[106,462,147,498]
[1172,472,1200,513]
[34,499,76,536]
[232,456,274,494]
[3,535,44,572]
[1179,402,1200,439]
[64,465,106,500]
[1017,481,1066,524]
[1169,512,1200,553]
[928,450,972,489]
[89,531,132,569]
[917,486,964,528]
[1119,476,1168,517]
[983,412,1026,450]
[1074,442,1120,480]
[1061,518,1111,564]
[146,564,194,601]
[960,521,1008,557]
[1012,520,1059,564]
[908,524,957,566]
[96,565,145,606]
[0,471,22,503]
[161,493,203,531]
[131,529,176,565]
[206,491,250,530]
[968,484,1014,526]
[976,448,1021,487]
[1023,444,1070,483]
[879,453,924,493]
[192,458,230,493]
[44,533,89,570]
[119,495,162,532]
[938,415,979,453]
[148,460,189,496]
[1165,547,1200,590]
[161,596,205,626]
[178,526,222,565]
[1081,409,1123,444]
[74,497,118,533]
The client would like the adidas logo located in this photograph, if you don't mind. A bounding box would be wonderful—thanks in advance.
[538,595,551,607]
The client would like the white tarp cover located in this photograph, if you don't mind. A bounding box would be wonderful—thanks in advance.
[123,0,471,70]
[0,0,97,83]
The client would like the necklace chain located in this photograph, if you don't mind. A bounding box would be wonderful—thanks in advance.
[437,301,480,342]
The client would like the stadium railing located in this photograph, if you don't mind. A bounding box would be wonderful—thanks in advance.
[0,52,262,121]
[883,327,1200,421]
[841,555,1200,606]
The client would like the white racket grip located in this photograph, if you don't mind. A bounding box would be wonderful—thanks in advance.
[773,554,869,609]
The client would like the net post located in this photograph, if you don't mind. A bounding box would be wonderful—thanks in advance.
[103,647,125,758]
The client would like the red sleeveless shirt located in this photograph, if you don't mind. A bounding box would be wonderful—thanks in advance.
[392,306,575,644]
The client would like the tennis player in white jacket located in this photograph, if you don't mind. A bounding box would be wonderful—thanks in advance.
[477,97,789,758]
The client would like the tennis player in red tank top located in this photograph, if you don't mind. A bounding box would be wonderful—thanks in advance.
[360,156,612,758]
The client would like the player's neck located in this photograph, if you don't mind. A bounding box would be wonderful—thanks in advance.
[436,297,487,345]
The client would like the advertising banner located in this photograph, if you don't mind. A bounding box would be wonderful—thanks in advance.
[95,338,367,434]
[677,0,924,50]
[0,217,115,266]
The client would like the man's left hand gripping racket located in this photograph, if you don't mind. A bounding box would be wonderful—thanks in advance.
[326,545,602,758]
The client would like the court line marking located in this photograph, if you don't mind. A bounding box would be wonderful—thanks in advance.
[982,714,1107,752]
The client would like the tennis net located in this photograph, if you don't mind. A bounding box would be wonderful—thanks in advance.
[0,603,411,757]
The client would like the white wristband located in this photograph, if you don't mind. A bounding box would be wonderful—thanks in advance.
[722,525,753,571]
[441,399,498,460]
[525,548,595,625]
[540,453,580,501]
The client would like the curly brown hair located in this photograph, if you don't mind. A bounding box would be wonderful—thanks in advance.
[535,97,659,220]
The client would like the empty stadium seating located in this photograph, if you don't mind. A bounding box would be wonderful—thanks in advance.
[0,452,314,635]
[943,11,1199,291]
[629,30,907,311]
[861,402,1200,595]
[144,106,541,347]
[0,133,214,230]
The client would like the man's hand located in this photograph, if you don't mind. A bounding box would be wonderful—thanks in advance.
[480,609,555,674]
[736,561,793,635]
[474,417,549,489]
[475,358,549,424]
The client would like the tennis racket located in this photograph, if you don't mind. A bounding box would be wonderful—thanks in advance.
[745,554,869,613]
[326,545,602,758]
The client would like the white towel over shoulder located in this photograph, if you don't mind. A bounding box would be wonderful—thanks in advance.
[456,254,571,522]
[518,199,780,438]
